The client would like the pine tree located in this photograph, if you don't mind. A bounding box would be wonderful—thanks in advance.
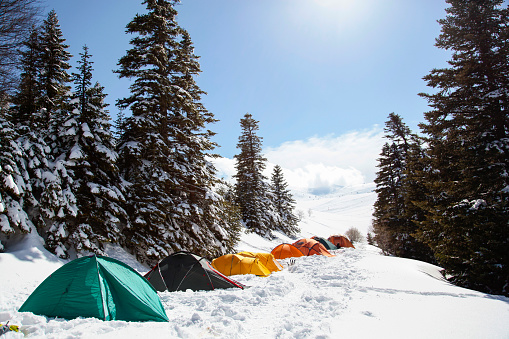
[11,105,49,235]
[418,0,509,295]
[213,180,242,254]
[43,46,128,258]
[270,165,300,237]
[116,0,238,264]
[234,113,275,238]
[366,231,374,245]
[12,26,43,126]
[38,10,72,123]
[9,25,44,216]
[401,136,435,263]
[0,115,34,250]
[372,113,433,261]
[373,142,401,253]
[7,16,58,246]
[34,10,75,257]
[112,109,127,141]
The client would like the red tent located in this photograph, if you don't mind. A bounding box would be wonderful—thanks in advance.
[328,235,355,249]
[292,238,335,257]
[271,243,304,259]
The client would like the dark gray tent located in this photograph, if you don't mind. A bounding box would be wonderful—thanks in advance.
[312,236,338,250]
[144,252,244,292]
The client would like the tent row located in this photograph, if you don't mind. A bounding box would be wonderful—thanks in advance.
[18,234,354,323]
[18,252,242,323]
[209,235,354,278]
[271,235,355,260]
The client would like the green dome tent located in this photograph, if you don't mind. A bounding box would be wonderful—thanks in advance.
[312,236,338,250]
[19,255,168,322]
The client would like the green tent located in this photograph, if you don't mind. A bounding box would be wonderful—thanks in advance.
[312,236,338,250]
[19,255,168,322]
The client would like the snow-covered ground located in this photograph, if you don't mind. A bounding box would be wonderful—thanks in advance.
[1,183,509,338]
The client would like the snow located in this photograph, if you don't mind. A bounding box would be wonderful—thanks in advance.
[1,184,509,338]
[3,173,20,196]
[68,145,83,160]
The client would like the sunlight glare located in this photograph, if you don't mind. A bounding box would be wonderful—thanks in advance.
[287,0,377,41]
[295,0,377,29]
[313,0,357,11]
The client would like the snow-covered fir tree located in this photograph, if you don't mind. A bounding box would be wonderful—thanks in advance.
[372,113,433,262]
[234,113,277,238]
[34,10,76,258]
[213,180,242,253]
[0,115,34,250]
[418,0,509,296]
[12,26,42,126]
[9,23,52,234]
[270,165,299,237]
[38,10,71,123]
[43,46,128,258]
[7,13,68,249]
[116,0,238,264]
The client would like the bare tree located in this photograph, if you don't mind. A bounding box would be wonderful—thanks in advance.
[0,0,42,94]
[345,227,364,243]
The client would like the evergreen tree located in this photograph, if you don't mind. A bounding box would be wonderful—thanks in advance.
[0,116,34,250]
[372,113,433,261]
[270,165,300,237]
[116,0,237,264]
[11,108,49,234]
[213,180,242,254]
[12,26,43,126]
[373,142,402,254]
[32,10,75,257]
[7,16,57,246]
[366,231,374,245]
[44,46,127,258]
[418,0,509,295]
[38,10,71,123]
[401,135,435,263]
[234,113,275,238]
[112,109,127,141]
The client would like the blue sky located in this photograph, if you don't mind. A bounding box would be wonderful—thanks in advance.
[47,0,452,190]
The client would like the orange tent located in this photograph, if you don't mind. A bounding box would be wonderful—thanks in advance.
[328,235,355,249]
[292,238,335,257]
[212,254,271,277]
[237,251,283,272]
[271,243,304,260]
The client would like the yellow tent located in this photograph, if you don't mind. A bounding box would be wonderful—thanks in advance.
[212,254,271,277]
[237,251,283,273]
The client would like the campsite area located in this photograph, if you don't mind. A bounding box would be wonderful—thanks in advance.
[1,184,509,338]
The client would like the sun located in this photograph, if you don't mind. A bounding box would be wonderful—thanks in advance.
[286,0,376,39]
[313,0,357,11]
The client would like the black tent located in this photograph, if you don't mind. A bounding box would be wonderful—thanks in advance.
[144,252,245,292]
[312,236,338,250]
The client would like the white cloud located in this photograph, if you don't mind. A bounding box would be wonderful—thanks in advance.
[210,156,236,181]
[212,126,385,193]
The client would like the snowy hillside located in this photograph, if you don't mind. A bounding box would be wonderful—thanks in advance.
[1,184,509,339]
[294,183,376,237]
